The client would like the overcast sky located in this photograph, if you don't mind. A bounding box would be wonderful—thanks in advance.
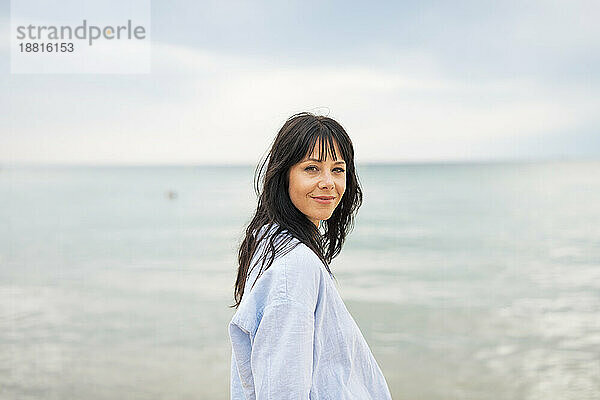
[1,0,599,165]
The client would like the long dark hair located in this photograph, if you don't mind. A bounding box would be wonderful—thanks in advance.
[230,112,363,309]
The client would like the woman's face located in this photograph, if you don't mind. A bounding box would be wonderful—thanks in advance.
[288,139,347,227]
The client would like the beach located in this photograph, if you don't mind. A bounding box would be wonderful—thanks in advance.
[1,161,599,399]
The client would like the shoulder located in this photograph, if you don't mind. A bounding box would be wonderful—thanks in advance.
[252,222,324,278]
[277,242,324,309]
[231,239,323,335]
[280,241,324,278]
[247,237,323,307]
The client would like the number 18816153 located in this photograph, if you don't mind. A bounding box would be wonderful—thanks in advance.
[19,42,74,53]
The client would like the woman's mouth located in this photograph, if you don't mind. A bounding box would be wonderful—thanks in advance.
[311,196,335,204]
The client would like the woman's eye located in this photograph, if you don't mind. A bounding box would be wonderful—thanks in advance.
[334,168,346,173]
[305,166,318,172]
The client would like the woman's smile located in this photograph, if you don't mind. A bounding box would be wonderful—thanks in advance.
[311,195,336,204]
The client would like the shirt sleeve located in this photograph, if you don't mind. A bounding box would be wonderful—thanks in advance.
[251,297,315,399]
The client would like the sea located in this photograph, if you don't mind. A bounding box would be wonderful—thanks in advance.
[0,161,599,400]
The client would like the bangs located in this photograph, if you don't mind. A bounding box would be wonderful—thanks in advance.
[304,125,343,162]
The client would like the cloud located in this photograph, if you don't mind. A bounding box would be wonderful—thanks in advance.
[2,18,599,164]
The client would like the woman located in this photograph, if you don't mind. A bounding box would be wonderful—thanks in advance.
[228,112,392,399]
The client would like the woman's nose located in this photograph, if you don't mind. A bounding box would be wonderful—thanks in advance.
[318,171,334,189]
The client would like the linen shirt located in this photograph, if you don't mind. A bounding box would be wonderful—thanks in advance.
[228,224,393,399]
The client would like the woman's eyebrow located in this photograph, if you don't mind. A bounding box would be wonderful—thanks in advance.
[305,157,346,165]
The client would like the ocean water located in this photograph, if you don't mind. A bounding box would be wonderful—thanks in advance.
[0,161,599,400]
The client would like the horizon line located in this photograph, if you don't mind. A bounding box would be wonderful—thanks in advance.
[1,155,598,168]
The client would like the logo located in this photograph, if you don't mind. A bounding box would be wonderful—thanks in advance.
[11,0,151,74]
[16,20,147,46]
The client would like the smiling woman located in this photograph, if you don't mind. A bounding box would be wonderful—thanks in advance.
[228,112,393,399]
[288,139,347,227]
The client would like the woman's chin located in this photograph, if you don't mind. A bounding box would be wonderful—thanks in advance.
[313,213,333,222]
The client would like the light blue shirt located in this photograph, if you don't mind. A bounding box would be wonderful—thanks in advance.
[229,224,393,399]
